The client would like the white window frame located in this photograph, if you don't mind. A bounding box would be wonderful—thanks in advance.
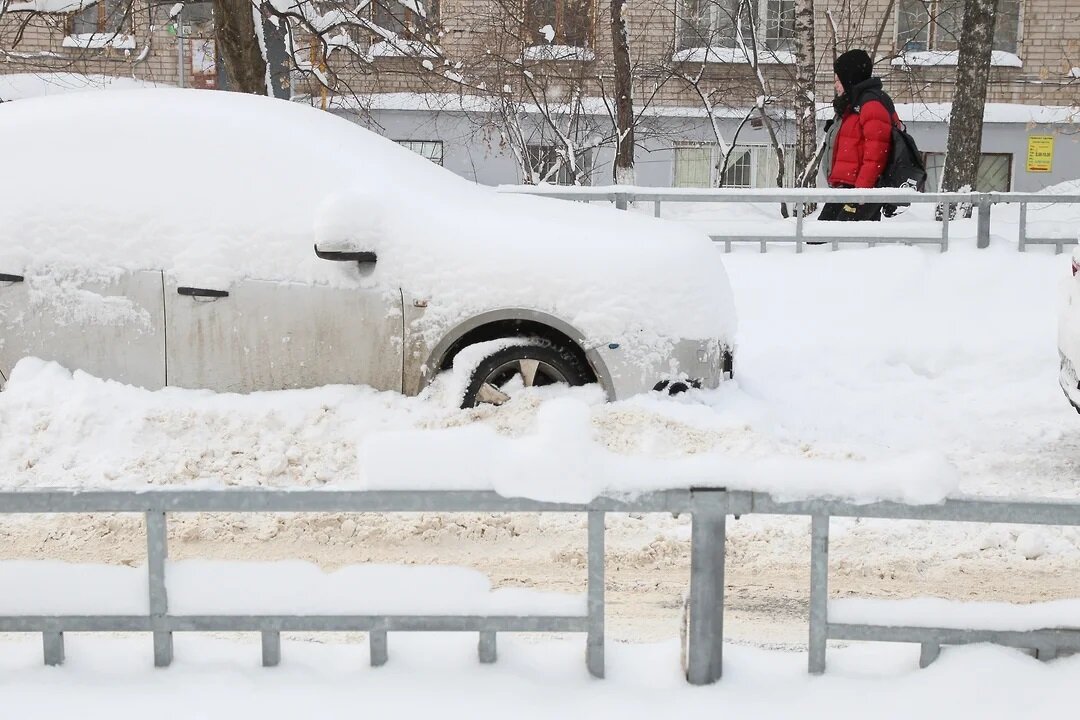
[895,0,1022,55]
[395,140,444,166]
[922,152,1013,192]
[673,142,795,188]
[675,0,794,53]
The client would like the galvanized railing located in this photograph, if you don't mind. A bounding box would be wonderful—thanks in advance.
[738,493,1080,673]
[496,186,1080,253]
[2,488,1079,683]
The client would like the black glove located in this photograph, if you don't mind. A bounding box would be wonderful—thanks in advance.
[837,203,859,221]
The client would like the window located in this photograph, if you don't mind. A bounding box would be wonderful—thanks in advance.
[674,142,795,188]
[677,0,793,52]
[178,2,214,36]
[395,140,444,165]
[898,0,1021,53]
[524,0,595,47]
[525,144,590,185]
[923,152,1012,192]
[371,0,439,41]
[70,0,129,36]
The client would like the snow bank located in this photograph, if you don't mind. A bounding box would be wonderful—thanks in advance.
[0,356,956,503]
[0,560,584,616]
[0,90,734,344]
[355,398,958,504]
[831,597,1080,632]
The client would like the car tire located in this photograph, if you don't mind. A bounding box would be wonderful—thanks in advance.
[460,340,593,409]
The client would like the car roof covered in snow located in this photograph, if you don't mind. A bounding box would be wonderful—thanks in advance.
[0,89,734,342]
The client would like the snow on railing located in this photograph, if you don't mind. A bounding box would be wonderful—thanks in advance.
[496,186,1080,254]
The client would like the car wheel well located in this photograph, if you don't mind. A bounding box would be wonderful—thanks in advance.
[439,320,597,383]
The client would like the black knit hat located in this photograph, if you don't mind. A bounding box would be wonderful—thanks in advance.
[834,49,873,95]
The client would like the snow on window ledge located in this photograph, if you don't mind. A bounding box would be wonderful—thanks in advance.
[1069,67,1080,79]
[672,47,795,65]
[369,38,438,59]
[62,33,136,50]
[891,50,1023,69]
[521,45,596,62]
[5,0,92,11]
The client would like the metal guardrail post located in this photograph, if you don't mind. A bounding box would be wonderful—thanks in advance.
[615,193,628,211]
[478,631,497,663]
[686,506,726,685]
[977,200,992,249]
[146,510,173,667]
[370,630,388,666]
[262,631,281,667]
[43,631,64,666]
[586,510,605,678]
[1018,203,1027,252]
[808,513,829,675]
[795,202,805,254]
[654,200,662,218]
[941,204,951,253]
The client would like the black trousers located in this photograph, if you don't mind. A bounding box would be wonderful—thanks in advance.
[818,202,882,221]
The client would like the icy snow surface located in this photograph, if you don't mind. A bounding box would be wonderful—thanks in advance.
[0,90,734,345]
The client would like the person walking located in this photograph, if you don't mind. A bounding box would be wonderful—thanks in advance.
[818,49,898,222]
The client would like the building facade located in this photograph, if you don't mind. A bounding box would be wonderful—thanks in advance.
[2,0,1078,190]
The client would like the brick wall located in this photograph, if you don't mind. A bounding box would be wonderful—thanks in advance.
[3,0,1078,108]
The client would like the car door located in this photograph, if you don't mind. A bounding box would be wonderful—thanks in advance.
[163,277,403,393]
[0,268,167,390]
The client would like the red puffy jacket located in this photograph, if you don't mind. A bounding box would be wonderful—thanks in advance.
[827,98,896,189]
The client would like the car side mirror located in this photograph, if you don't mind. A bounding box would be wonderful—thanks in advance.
[313,243,377,264]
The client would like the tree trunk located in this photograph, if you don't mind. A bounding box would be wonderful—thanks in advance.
[610,0,635,185]
[214,0,268,94]
[941,0,998,198]
[793,0,817,189]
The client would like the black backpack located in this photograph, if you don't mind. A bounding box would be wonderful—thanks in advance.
[854,89,927,207]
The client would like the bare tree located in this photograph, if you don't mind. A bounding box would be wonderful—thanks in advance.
[940,0,997,209]
[609,0,634,183]
[792,0,815,188]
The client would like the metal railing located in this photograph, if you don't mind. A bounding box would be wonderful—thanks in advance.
[496,186,1080,253]
[2,488,1079,683]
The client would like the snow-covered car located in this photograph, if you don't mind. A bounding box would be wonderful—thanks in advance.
[1059,247,1080,412]
[0,90,736,406]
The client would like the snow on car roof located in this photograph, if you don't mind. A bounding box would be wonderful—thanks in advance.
[0,89,734,343]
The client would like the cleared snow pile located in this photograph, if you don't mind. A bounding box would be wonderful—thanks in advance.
[356,397,958,504]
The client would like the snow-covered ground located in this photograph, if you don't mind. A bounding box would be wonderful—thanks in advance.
[2,187,1080,712]
[2,634,1079,720]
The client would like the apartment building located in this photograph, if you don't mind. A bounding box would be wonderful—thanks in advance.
[2,0,1077,189]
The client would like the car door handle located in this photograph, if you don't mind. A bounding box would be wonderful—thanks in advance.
[0,273,24,283]
[177,286,229,299]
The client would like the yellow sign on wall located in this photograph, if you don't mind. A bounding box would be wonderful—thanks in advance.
[1027,136,1054,173]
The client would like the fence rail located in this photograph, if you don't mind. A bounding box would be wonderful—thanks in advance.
[2,488,1079,682]
[496,186,1080,253]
